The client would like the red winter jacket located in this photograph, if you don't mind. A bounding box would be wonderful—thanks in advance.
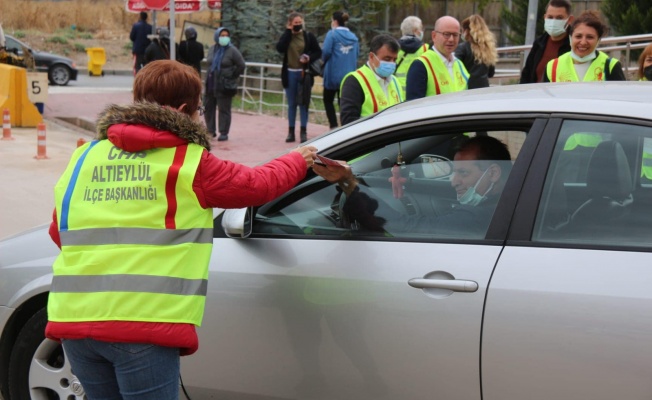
[46,105,307,355]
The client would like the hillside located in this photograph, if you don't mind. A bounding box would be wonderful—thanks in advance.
[1,0,221,72]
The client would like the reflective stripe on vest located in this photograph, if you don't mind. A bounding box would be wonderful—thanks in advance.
[418,50,469,96]
[547,51,617,82]
[345,65,402,118]
[395,43,429,98]
[49,140,213,326]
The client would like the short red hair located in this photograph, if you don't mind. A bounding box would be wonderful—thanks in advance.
[133,60,202,116]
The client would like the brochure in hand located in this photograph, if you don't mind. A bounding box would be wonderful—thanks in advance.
[314,155,344,167]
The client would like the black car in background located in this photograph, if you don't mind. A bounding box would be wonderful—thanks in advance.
[5,34,78,86]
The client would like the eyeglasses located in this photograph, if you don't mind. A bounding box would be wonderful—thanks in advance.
[435,31,461,39]
[197,105,205,116]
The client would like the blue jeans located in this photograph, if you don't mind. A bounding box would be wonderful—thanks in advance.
[286,70,308,129]
[62,339,180,400]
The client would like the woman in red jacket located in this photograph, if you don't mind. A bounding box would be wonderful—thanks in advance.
[46,60,317,400]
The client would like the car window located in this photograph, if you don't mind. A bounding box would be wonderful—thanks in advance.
[5,37,24,55]
[254,126,528,241]
[533,119,652,247]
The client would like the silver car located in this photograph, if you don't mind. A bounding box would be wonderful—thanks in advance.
[1,82,652,400]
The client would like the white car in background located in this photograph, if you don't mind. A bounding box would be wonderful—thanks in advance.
[2,82,652,400]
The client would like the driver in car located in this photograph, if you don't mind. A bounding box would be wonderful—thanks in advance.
[313,135,512,236]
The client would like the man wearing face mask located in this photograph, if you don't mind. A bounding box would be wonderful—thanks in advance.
[395,16,429,99]
[313,135,512,236]
[339,34,403,126]
[405,16,469,100]
[519,0,573,84]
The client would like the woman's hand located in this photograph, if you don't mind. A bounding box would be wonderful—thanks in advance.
[292,145,318,168]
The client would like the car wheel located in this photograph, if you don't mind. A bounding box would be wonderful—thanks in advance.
[8,308,86,400]
[48,64,71,86]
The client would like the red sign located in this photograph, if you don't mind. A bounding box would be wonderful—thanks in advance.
[126,0,221,12]
[142,0,169,9]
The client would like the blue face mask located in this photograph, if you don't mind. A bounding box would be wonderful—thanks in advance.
[457,168,494,206]
[218,36,231,47]
[372,53,396,78]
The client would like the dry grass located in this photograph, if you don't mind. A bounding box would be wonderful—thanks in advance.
[1,0,221,70]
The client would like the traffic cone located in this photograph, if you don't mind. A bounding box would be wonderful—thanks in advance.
[77,138,87,147]
[34,122,49,160]
[1,109,14,141]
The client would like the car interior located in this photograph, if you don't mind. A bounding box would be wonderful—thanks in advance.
[253,123,528,241]
[534,119,652,247]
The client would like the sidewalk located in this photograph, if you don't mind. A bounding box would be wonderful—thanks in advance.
[0,92,330,240]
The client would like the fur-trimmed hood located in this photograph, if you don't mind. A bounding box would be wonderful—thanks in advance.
[96,102,212,152]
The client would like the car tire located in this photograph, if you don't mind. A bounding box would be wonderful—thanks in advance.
[48,64,71,86]
[8,308,86,400]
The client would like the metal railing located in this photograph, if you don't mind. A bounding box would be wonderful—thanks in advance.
[236,33,652,118]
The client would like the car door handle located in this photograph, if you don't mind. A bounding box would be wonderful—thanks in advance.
[408,278,478,293]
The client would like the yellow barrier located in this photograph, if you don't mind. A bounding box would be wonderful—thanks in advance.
[0,64,43,127]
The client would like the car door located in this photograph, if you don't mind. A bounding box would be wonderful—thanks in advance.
[483,116,652,399]
[183,115,546,400]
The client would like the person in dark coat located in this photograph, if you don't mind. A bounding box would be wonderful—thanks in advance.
[143,28,179,66]
[519,0,573,84]
[455,15,497,89]
[204,27,246,142]
[179,26,205,76]
[276,11,322,143]
[129,11,152,74]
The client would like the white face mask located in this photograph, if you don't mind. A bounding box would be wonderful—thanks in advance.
[417,30,424,40]
[570,50,597,63]
[457,168,494,206]
[544,18,568,37]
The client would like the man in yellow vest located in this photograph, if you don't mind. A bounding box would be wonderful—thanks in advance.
[395,16,429,98]
[339,34,403,126]
[406,16,469,100]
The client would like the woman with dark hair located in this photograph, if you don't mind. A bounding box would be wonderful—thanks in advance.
[204,27,245,141]
[276,12,322,143]
[544,10,625,82]
[637,43,652,81]
[455,14,497,89]
[46,60,317,400]
[321,11,359,129]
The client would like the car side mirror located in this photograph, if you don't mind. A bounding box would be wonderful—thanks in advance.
[221,207,253,238]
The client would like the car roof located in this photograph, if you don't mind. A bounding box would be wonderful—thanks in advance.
[385,81,651,121]
[313,82,651,152]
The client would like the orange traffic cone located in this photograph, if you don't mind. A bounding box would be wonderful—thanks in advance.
[34,122,49,159]
[1,109,14,141]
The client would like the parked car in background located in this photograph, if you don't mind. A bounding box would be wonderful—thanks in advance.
[1,82,652,400]
[4,34,78,86]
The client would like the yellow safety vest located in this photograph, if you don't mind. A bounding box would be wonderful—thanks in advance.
[48,140,213,326]
[394,43,429,99]
[342,65,403,118]
[416,49,469,96]
[546,51,619,82]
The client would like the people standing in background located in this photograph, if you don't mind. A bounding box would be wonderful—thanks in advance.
[395,16,429,98]
[321,11,359,129]
[129,11,152,74]
[519,0,573,84]
[276,12,322,143]
[144,28,178,65]
[637,43,652,81]
[543,10,625,82]
[455,15,497,89]
[339,34,402,125]
[405,16,469,100]
[179,26,205,76]
[204,28,246,142]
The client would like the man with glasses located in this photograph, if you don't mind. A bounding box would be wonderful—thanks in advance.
[405,16,469,100]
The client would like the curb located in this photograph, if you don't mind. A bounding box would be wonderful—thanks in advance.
[77,68,133,77]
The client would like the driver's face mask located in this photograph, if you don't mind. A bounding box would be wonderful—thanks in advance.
[457,168,494,206]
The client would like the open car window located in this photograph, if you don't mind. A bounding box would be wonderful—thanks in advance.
[253,123,529,242]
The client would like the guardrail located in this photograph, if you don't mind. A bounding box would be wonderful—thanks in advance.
[236,33,652,118]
